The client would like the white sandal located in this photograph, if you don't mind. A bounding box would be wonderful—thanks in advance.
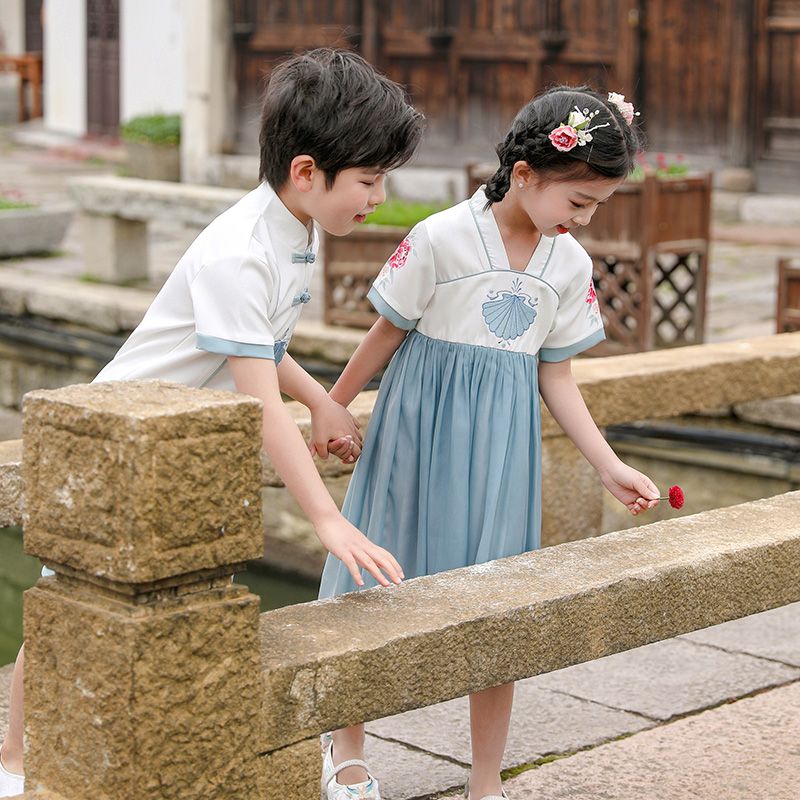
[322,740,381,799]
[0,753,24,799]
[464,779,508,799]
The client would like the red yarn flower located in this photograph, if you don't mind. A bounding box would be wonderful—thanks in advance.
[668,485,684,509]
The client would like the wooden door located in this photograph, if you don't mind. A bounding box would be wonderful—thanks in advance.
[86,0,120,137]
[25,0,43,52]
[231,0,362,150]
[639,0,757,160]
[377,0,640,159]
[754,0,800,187]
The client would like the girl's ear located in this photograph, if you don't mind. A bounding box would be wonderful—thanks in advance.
[511,160,537,189]
[288,155,318,193]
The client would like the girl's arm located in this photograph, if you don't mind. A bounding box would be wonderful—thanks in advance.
[276,353,362,459]
[538,359,660,515]
[227,355,403,585]
[330,316,408,407]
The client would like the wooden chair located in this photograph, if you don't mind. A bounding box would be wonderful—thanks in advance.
[777,258,800,333]
[0,52,43,122]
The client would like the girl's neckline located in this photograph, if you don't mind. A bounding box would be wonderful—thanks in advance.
[469,187,555,275]
[489,206,543,272]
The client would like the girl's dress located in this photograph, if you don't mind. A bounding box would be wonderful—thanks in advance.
[318,187,605,599]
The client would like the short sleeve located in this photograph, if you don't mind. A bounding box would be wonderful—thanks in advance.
[539,251,605,362]
[367,222,436,330]
[190,254,277,359]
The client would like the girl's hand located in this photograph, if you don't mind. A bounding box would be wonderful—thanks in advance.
[327,435,360,464]
[598,459,660,516]
[315,515,404,587]
[309,396,362,460]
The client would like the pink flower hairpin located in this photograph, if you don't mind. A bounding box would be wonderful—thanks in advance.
[607,92,639,125]
[549,92,640,154]
[549,107,610,153]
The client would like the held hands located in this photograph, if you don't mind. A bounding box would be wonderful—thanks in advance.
[598,459,660,516]
[308,394,362,462]
[316,514,405,587]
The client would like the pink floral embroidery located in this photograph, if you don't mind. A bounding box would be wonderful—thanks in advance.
[388,237,412,270]
[549,125,579,152]
[586,281,598,305]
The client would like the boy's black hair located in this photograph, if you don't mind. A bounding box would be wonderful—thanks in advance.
[484,85,645,205]
[259,48,425,190]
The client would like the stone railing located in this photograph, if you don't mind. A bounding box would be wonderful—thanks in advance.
[4,332,800,549]
[13,377,800,800]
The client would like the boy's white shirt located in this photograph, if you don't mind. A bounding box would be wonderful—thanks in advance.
[94,182,317,390]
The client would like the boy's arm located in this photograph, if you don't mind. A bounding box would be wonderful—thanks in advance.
[329,316,408,408]
[227,355,404,585]
[538,359,660,515]
[276,353,362,459]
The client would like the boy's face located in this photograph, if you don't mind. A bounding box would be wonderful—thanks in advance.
[308,167,387,236]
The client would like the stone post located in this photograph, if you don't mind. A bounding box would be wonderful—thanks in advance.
[21,381,265,799]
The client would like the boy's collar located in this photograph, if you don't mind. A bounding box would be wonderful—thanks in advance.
[259,182,316,252]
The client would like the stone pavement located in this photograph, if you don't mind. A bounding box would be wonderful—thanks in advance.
[1,602,798,798]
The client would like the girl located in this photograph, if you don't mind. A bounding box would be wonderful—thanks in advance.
[318,86,660,800]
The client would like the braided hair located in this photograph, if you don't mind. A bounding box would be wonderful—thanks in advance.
[484,86,644,206]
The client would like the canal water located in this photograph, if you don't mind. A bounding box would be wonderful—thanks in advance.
[0,526,320,667]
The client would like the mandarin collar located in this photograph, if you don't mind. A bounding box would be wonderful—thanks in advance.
[258,182,317,255]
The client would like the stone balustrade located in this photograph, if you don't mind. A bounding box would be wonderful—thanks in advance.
[12,376,800,799]
[67,175,245,283]
[3,332,800,547]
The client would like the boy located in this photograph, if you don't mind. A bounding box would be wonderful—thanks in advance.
[0,48,424,798]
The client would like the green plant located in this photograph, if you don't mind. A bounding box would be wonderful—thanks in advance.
[366,199,448,227]
[120,114,181,146]
[629,151,690,182]
[0,197,35,210]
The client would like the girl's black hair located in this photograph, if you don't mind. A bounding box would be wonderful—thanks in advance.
[484,85,645,205]
[259,48,425,190]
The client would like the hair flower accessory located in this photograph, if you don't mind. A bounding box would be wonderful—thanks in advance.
[548,106,610,153]
[607,92,639,125]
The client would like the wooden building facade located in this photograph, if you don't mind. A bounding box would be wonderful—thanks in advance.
[230,0,800,189]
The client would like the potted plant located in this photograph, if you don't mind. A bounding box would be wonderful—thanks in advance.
[324,200,447,328]
[0,187,72,258]
[120,113,181,182]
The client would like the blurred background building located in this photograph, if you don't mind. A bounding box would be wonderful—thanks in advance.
[0,1,798,190]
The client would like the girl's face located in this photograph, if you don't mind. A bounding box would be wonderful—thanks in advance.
[515,168,624,237]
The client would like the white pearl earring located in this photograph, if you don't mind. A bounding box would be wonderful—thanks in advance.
[518,182,523,188]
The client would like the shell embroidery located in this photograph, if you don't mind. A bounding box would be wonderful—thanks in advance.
[481,279,538,345]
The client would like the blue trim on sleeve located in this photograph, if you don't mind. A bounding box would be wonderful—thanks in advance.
[367,286,417,330]
[196,334,275,360]
[539,328,606,362]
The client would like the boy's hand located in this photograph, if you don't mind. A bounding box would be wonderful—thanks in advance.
[309,395,362,461]
[316,515,404,587]
[598,459,660,516]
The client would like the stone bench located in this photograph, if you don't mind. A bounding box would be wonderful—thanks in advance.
[66,175,245,283]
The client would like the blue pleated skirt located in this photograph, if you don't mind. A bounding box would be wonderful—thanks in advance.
[318,330,542,599]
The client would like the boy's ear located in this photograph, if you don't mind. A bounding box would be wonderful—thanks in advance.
[288,154,318,193]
